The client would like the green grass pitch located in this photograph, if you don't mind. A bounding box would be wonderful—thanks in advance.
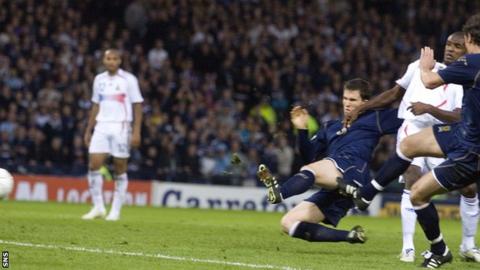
[0,201,476,269]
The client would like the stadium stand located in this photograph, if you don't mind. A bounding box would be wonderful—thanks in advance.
[0,0,478,185]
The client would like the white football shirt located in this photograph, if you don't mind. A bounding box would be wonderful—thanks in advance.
[395,60,463,124]
[92,69,144,122]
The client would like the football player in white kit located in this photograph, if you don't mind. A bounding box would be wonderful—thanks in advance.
[344,32,480,263]
[82,49,143,221]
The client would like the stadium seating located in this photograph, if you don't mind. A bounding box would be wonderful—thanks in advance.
[0,0,476,185]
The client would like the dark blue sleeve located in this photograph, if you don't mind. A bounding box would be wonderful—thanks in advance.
[377,109,403,135]
[438,56,477,86]
[297,129,327,163]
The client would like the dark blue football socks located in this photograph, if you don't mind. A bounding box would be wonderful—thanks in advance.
[280,170,315,199]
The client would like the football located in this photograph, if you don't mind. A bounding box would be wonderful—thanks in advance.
[0,168,14,199]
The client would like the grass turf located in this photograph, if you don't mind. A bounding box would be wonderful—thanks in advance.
[0,201,475,269]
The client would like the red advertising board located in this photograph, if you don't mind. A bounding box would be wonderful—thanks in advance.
[10,174,153,206]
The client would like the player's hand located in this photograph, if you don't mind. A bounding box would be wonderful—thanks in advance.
[130,132,141,148]
[419,47,436,71]
[407,102,432,115]
[83,132,91,148]
[343,107,361,129]
[290,106,308,129]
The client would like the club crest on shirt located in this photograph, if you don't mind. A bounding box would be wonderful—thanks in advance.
[437,125,451,132]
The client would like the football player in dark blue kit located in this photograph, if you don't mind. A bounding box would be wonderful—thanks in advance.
[257,78,403,244]
[338,32,480,263]
[338,14,480,268]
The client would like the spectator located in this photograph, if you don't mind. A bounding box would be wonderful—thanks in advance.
[147,39,168,70]
[1,0,478,187]
[274,135,294,181]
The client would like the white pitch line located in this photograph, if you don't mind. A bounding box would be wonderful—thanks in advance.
[0,240,306,270]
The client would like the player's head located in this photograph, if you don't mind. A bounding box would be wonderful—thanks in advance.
[463,13,480,53]
[103,49,122,73]
[342,78,371,115]
[444,32,466,65]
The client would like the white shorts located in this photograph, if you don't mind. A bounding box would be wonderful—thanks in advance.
[396,119,445,182]
[89,122,131,158]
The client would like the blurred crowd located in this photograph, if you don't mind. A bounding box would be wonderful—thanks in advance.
[0,0,477,185]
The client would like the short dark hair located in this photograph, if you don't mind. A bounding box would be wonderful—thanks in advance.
[104,49,122,57]
[344,78,372,100]
[463,14,480,45]
[450,31,465,40]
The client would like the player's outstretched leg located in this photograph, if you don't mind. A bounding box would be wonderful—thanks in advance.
[411,173,452,268]
[415,202,453,268]
[290,221,366,244]
[257,164,317,204]
[257,164,282,204]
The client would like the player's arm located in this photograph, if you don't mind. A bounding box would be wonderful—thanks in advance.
[428,107,461,123]
[84,103,99,147]
[408,103,461,123]
[297,130,327,163]
[344,60,418,128]
[85,77,100,147]
[419,47,445,89]
[128,75,144,149]
[356,85,405,114]
[131,102,143,148]
[290,106,326,163]
[420,71,444,89]
[343,85,404,128]
[290,106,314,162]
[377,108,404,135]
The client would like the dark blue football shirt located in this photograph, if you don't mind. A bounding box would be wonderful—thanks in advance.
[438,54,480,147]
[297,108,402,163]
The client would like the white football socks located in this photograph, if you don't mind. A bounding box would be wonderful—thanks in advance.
[460,194,479,251]
[109,173,128,217]
[401,189,416,252]
[88,170,105,212]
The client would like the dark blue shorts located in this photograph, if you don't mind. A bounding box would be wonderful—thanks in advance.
[432,124,480,191]
[325,155,370,187]
[305,189,354,227]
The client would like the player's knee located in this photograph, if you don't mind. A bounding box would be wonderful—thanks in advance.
[409,185,426,206]
[113,168,127,175]
[280,215,295,234]
[409,192,420,206]
[300,166,316,176]
[403,172,416,189]
[403,167,421,189]
[460,183,477,198]
[88,161,102,171]
[113,160,128,175]
[404,178,414,190]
